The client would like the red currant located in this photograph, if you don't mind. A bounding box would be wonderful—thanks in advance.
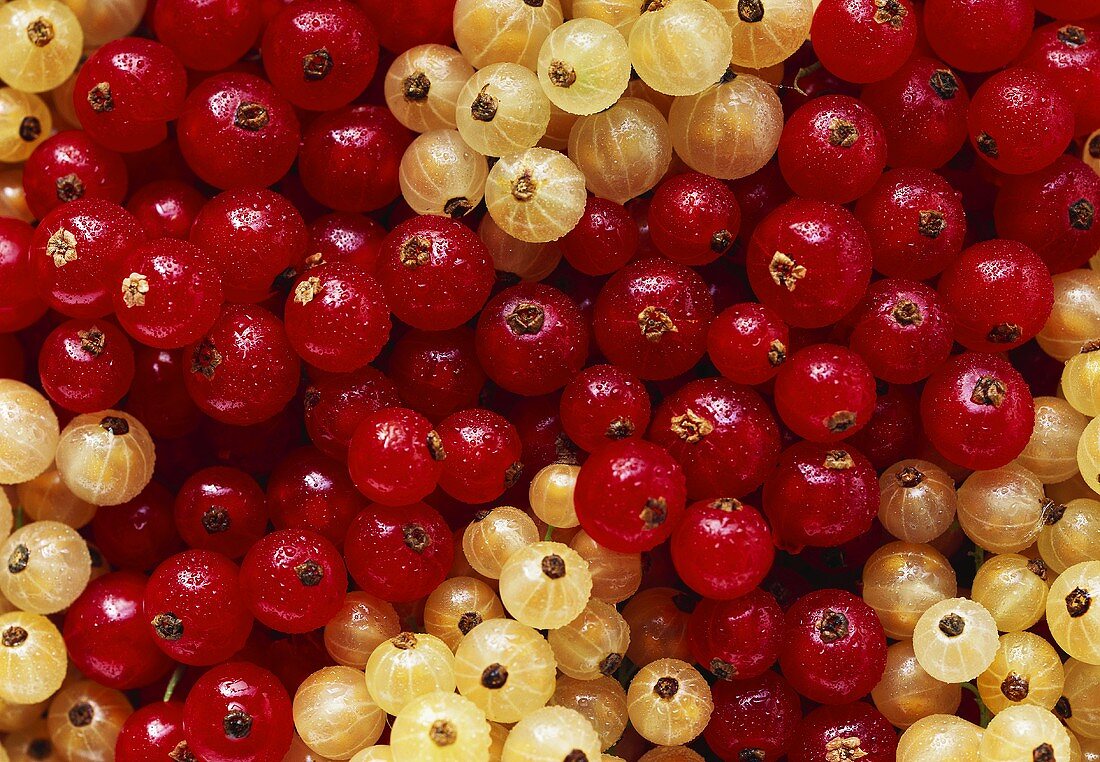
[1033,0,1100,20]
[356,0,455,53]
[559,364,651,453]
[648,171,742,266]
[116,701,186,762]
[437,407,523,504]
[558,196,639,276]
[305,212,386,274]
[774,344,877,443]
[811,0,918,84]
[387,327,487,420]
[845,382,920,471]
[348,406,447,506]
[707,303,789,386]
[91,482,184,572]
[924,0,1034,72]
[126,180,206,241]
[126,346,203,439]
[267,447,365,546]
[705,670,802,761]
[1016,22,1100,137]
[0,218,45,332]
[303,366,401,461]
[688,590,783,683]
[22,130,129,219]
[728,160,792,244]
[671,498,774,600]
[153,0,264,71]
[789,702,899,762]
[39,318,135,413]
[174,466,269,559]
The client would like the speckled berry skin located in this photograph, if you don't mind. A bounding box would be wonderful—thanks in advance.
[811,0,917,85]
[671,499,775,600]
[774,344,877,443]
[348,407,446,506]
[706,671,802,761]
[707,302,790,386]
[183,662,293,762]
[22,131,129,219]
[436,408,523,505]
[559,364,651,453]
[39,318,135,413]
[924,0,1034,73]
[789,702,899,762]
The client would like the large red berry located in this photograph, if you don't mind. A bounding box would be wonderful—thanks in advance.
[116,701,186,762]
[343,502,453,602]
[811,0,917,84]
[688,590,783,682]
[153,0,264,71]
[924,0,1034,72]
[266,447,366,546]
[789,702,899,762]
[38,318,135,413]
[436,408,523,504]
[559,364,651,453]
[705,671,802,761]
[671,498,774,600]
[648,171,741,266]
[22,130,129,219]
[774,344,877,443]
[173,466,269,559]
[348,407,446,506]
[183,662,293,762]
[303,366,401,461]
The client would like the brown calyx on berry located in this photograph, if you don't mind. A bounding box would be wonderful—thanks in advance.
[824,450,853,470]
[1055,696,1072,719]
[295,560,324,587]
[599,652,623,675]
[47,227,78,267]
[77,326,105,356]
[541,553,566,579]
[121,273,150,308]
[637,306,677,342]
[767,339,787,367]
[987,323,1022,344]
[768,252,806,291]
[740,750,766,762]
[670,408,714,443]
[896,465,924,487]
[1027,558,1049,581]
[710,229,733,254]
[640,0,668,12]
[507,302,545,335]
[929,69,959,99]
[511,169,537,202]
[653,676,680,700]
[1066,586,1092,617]
[639,497,668,530]
[977,132,999,158]
[1000,672,1029,702]
[26,17,54,46]
[825,410,857,433]
[816,609,849,642]
[100,416,130,435]
[426,430,447,461]
[293,276,323,305]
[1041,498,1066,525]
[458,611,482,634]
[19,116,41,142]
[233,102,269,131]
[737,0,764,22]
[430,719,457,747]
[87,82,114,112]
[824,736,867,762]
[548,60,577,88]
[1058,25,1087,47]
[7,544,29,574]
[891,299,923,326]
[938,612,965,637]
[1070,198,1095,230]
[68,702,95,728]
[444,197,474,218]
[555,433,580,465]
[709,657,736,680]
[169,741,198,762]
[303,387,320,411]
[191,337,222,379]
[918,210,947,239]
[1,625,27,647]
[404,71,431,101]
[523,0,545,6]
[481,663,509,688]
[400,235,432,268]
[606,417,635,439]
[201,507,231,534]
[55,173,85,202]
[393,631,418,650]
[471,86,499,122]
[711,497,742,512]
[504,461,524,488]
[1033,743,1055,762]
[302,48,333,81]
[564,751,589,762]
[473,509,492,522]
[873,0,906,28]
[970,376,1006,407]
[403,523,432,553]
[827,118,859,148]
[152,612,184,641]
[223,709,253,739]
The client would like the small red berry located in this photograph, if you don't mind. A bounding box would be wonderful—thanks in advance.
[671,499,774,600]
[22,130,129,219]
[688,590,783,682]
[924,0,1034,72]
[116,701,186,762]
[183,662,293,762]
[91,483,184,572]
[811,0,918,84]
[348,407,447,506]
[153,0,264,71]
[774,344,877,443]
[125,180,206,241]
[707,302,790,386]
[303,366,401,461]
[39,319,135,413]
[387,327,487,420]
[648,171,742,266]
[174,466,269,560]
[559,364,651,453]
[789,702,899,762]
[436,408,523,505]
[558,196,639,276]
[705,671,802,761]
[267,447,366,547]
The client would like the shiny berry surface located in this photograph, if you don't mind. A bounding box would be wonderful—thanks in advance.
[343,501,453,602]
[671,498,774,600]
[559,364,651,453]
[38,318,135,413]
[348,407,446,506]
[173,466,268,559]
[774,344,877,443]
[705,670,802,760]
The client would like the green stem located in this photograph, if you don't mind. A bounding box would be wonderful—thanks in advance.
[958,681,992,728]
[163,665,186,702]
[969,545,985,574]
[13,503,23,530]
[543,525,555,542]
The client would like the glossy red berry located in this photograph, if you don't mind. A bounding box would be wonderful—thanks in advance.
[144,549,254,665]
[30,198,145,318]
[558,196,639,276]
[789,702,899,762]
[126,180,206,241]
[707,302,790,386]
[779,589,887,705]
[920,351,1035,470]
[91,483,184,572]
[387,327,487,420]
[306,212,386,274]
[22,130,129,219]
[377,215,495,330]
[436,408,523,504]
[649,377,780,499]
[924,0,1034,72]
[174,466,269,559]
[846,382,920,471]
[267,447,366,546]
[240,528,347,633]
[774,344,877,443]
[574,439,687,553]
[475,283,589,396]
[593,256,715,381]
[116,701,186,762]
[648,171,741,266]
[298,105,413,212]
[778,95,887,204]
[1016,22,1100,137]
[559,364,651,453]
[189,187,308,303]
[848,279,955,384]
[178,73,301,189]
[671,498,774,600]
[688,590,783,682]
[0,218,45,332]
[763,441,879,552]
[968,67,1074,175]
[113,238,225,349]
[153,0,264,71]
[63,571,175,690]
[262,0,379,111]
[303,366,401,460]
[348,407,446,506]
[39,319,135,413]
[183,662,293,762]
[357,0,455,52]
[126,346,203,439]
[343,501,454,602]
[705,671,802,761]
[994,156,1100,274]
[811,0,917,84]
[747,199,872,329]
[184,303,301,426]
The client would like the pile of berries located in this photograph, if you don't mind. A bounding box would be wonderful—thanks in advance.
[1,0,1100,760]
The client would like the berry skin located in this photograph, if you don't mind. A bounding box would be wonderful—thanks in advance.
[774,344,877,443]
[853,167,968,280]
[38,319,135,413]
[125,346,203,439]
[183,662,293,762]
[648,377,780,499]
[474,283,589,396]
[177,73,301,190]
[358,0,456,53]
[306,212,386,274]
[261,0,379,111]
[968,67,1074,175]
[559,364,652,453]
[116,701,186,762]
[144,550,254,666]
[746,198,873,328]
[688,590,783,684]
[707,302,790,386]
[343,502,454,603]
[184,304,301,427]
[377,215,496,331]
[705,671,802,761]
[778,95,887,204]
[125,180,205,241]
[90,482,184,572]
[574,439,687,553]
[386,328,487,420]
[437,408,524,504]
[763,441,879,552]
[266,447,366,546]
[789,702,899,762]
[811,0,918,84]
[173,466,269,559]
[920,351,1035,471]
[153,0,264,71]
[63,572,174,691]
[22,130,129,219]
[779,589,888,705]
[1017,21,1100,137]
[924,0,1034,73]
[937,239,1054,352]
[558,196,639,276]
[994,156,1100,274]
[671,499,774,601]
[240,528,347,634]
[648,171,742,266]
[284,262,391,373]
[303,366,401,461]
[593,257,716,381]
[848,278,955,384]
[348,407,446,506]
[0,217,44,332]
